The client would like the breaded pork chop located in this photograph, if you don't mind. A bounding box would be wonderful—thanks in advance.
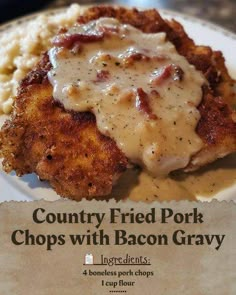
[0,6,236,200]
[0,54,128,199]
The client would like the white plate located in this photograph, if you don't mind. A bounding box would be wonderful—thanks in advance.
[0,7,235,202]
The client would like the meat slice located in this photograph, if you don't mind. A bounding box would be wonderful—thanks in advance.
[0,6,236,200]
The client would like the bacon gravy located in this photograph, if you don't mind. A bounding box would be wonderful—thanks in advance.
[47,17,235,200]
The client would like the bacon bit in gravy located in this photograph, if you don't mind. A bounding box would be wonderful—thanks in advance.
[151,65,172,85]
[95,70,110,82]
[124,52,150,66]
[52,32,104,49]
[129,53,150,61]
[136,88,157,120]
[151,64,185,85]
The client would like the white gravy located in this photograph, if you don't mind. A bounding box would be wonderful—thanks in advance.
[48,17,206,176]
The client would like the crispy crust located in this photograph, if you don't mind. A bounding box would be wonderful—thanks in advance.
[0,6,236,200]
[0,54,127,200]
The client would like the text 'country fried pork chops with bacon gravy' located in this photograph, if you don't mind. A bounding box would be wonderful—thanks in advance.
[0,6,236,201]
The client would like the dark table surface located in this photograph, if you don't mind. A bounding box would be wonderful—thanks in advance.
[0,0,236,33]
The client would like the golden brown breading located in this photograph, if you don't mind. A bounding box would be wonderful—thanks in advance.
[0,54,127,200]
[0,6,236,200]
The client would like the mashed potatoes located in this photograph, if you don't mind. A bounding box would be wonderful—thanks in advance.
[0,4,83,114]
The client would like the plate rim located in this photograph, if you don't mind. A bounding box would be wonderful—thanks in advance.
[0,4,235,41]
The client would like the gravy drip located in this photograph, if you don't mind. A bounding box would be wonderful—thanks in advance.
[108,154,236,201]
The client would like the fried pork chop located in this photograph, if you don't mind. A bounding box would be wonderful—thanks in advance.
[0,6,236,200]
